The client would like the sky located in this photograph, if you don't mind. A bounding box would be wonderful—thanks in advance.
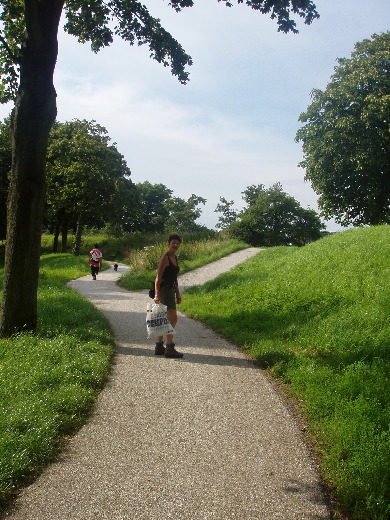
[0,0,389,231]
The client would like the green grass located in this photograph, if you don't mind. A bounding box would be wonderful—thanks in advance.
[0,234,244,508]
[0,254,114,508]
[2,229,388,518]
[180,225,390,520]
[40,229,220,262]
[117,238,248,291]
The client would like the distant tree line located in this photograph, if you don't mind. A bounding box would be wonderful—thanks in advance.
[1,115,326,250]
[1,31,388,252]
[0,118,208,249]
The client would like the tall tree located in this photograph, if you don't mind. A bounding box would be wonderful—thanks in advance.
[296,32,390,226]
[0,0,319,335]
[46,119,134,254]
[0,117,11,240]
[135,181,172,232]
[110,175,141,233]
[231,183,324,246]
[165,193,207,231]
[214,196,237,229]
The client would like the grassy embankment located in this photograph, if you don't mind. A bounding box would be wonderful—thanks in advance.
[117,237,248,291]
[39,229,227,264]
[180,225,389,520]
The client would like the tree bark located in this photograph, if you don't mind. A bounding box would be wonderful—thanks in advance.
[73,216,84,256]
[53,222,59,253]
[61,218,69,253]
[0,0,65,336]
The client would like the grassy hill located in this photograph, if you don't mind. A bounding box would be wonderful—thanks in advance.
[180,226,390,520]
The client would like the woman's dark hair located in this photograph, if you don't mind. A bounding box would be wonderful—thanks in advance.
[94,243,99,248]
[168,234,181,243]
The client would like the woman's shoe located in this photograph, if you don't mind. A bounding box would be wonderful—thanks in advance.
[164,343,183,358]
[154,341,165,355]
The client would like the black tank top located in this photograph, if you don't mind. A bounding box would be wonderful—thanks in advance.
[162,254,179,286]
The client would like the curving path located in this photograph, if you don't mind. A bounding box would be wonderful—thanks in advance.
[3,248,331,520]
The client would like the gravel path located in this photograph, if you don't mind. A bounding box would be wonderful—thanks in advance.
[3,248,331,520]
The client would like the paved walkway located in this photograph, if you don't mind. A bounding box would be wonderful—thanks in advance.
[4,249,331,520]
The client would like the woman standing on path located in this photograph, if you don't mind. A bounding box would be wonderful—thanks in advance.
[154,234,183,358]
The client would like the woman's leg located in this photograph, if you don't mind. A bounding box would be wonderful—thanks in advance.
[166,309,177,344]
[155,310,176,355]
[164,309,183,357]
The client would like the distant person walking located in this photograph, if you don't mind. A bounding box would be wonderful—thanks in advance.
[154,234,183,358]
[88,244,102,280]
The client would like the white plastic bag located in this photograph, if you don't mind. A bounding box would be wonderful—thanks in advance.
[146,303,175,339]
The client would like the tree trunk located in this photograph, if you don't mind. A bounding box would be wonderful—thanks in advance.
[53,222,60,253]
[73,216,84,256]
[0,0,65,336]
[61,220,69,253]
[61,215,69,253]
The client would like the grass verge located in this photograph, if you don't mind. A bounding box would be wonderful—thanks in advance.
[180,226,390,520]
[117,238,248,291]
[0,254,115,508]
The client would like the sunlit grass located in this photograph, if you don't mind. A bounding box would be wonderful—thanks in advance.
[180,226,390,520]
[0,254,114,506]
[118,238,248,291]
[40,229,221,262]
[3,228,388,518]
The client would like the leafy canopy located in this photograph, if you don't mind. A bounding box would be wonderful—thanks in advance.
[46,119,134,228]
[0,116,11,239]
[296,32,390,226]
[134,181,207,232]
[214,196,237,229]
[165,193,207,231]
[230,183,324,246]
[0,0,319,101]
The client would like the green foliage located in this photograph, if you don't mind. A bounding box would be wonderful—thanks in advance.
[133,182,209,234]
[227,0,319,33]
[180,226,390,520]
[0,1,320,101]
[46,119,137,236]
[230,182,324,246]
[0,0,24,102]
[133,181,172,233]
[164,194,207,232]
[118,236,248,291]
[0,117,11,240]
[214,196,238,229]
[0,254,114,505]
[296,32,390,226]
[41,229,221,263]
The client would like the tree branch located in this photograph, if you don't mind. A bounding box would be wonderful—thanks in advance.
[0,32,21,64]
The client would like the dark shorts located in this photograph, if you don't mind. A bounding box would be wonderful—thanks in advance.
[160,285,176,310]
[91,265,99,275]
